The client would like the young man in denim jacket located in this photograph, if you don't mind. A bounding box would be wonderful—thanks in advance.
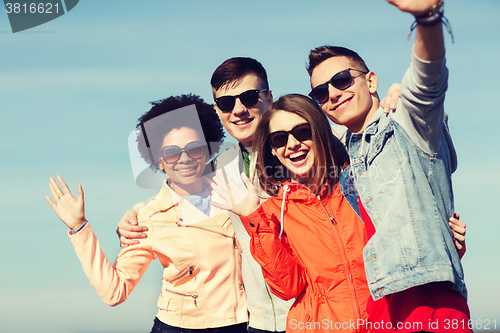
[308,0,469,326]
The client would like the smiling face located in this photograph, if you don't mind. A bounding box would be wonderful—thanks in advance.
[158,127,209,188]
[310,56,379,133]
[269,110,315,185]
[213,73,272,147]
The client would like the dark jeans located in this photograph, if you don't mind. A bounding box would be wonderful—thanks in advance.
[248,328,285,333]
[151,317,248,333]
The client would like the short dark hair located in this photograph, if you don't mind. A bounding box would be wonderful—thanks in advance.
[211,57,269,92]
[136,94,225,172]
[307,46,369,76]
[253,94,349,196]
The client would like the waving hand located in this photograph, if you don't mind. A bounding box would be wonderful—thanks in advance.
[210,172,260,217]
[45,175,86,230]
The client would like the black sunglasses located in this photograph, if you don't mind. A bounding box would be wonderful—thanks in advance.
[160,141,207,164]
[214,89,268,113]
[268,123,312,149]
[308,68,368,105]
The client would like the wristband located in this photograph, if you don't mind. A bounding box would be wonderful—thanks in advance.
[70,220,88,235]
[406,0,454,43]
[415,0,444,27]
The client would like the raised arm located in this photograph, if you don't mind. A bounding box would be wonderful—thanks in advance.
[46,175,154,306]
[386,0,445,61]
[385,0,452,154]
[210,172,306,300]
[240,207,307,301]
[70,222,154,306]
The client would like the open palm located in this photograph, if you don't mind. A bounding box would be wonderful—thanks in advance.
[210,172,260,217]
[45,175,86,230]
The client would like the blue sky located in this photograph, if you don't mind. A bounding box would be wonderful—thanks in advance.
[1,1,499,332]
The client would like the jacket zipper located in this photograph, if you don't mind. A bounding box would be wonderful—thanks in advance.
[302,314,312,333]
[167,265,194,283]
[232,236,238,321]
[162,288,198,307]
[176,222,229,238]
[315,196,362,320]
[289,183,362,320]
[176,223,240,317]
[150,209,239,311]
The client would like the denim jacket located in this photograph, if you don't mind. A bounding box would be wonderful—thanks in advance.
[347,53,467,301]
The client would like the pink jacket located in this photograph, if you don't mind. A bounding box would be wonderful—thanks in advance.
[69,179,248,329]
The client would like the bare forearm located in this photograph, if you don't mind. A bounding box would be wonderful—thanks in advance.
[414,23,445,61]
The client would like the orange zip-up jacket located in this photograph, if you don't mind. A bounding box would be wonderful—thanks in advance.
[240,181,370,333]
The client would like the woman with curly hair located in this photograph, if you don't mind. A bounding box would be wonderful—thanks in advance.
[46,94,248,333]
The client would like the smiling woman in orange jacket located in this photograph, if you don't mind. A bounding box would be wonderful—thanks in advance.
[242,179,370,333]
[211,94,370,333]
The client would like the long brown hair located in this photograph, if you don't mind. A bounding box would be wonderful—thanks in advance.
[253,94,348,196]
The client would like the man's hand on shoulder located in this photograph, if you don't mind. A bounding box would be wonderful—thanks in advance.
[380,83,401,114]
[449,212,466,259]
[116,210,148,248]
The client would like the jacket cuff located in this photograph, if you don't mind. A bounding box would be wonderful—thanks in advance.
[240,206,269,236]
[68,220,92,239]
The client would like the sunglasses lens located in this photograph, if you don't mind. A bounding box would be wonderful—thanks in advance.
[292,124,312,141]
[269,132,289,148]
[216,90,264,112]
[310,84,329,104]
[161,142,206,164]
[185,142,206,159]
[162,146,182,163]
[239,90,260,108]
[331,71,353,90]
[215,96,235,113]
[268,124,312,149]
[310,70,355,104]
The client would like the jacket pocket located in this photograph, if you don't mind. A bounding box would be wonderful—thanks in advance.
[163,287,199,307]
[157,294,180,312]
[366,121,394,165]
[368,134,403,186]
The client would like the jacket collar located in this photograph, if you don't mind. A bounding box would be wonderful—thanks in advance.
[152,177,227,228]
[155,180,179,212]
[351,106,385,137]
[275,180,333,202]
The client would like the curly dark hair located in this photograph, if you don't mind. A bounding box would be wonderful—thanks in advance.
[136,94,225,172]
